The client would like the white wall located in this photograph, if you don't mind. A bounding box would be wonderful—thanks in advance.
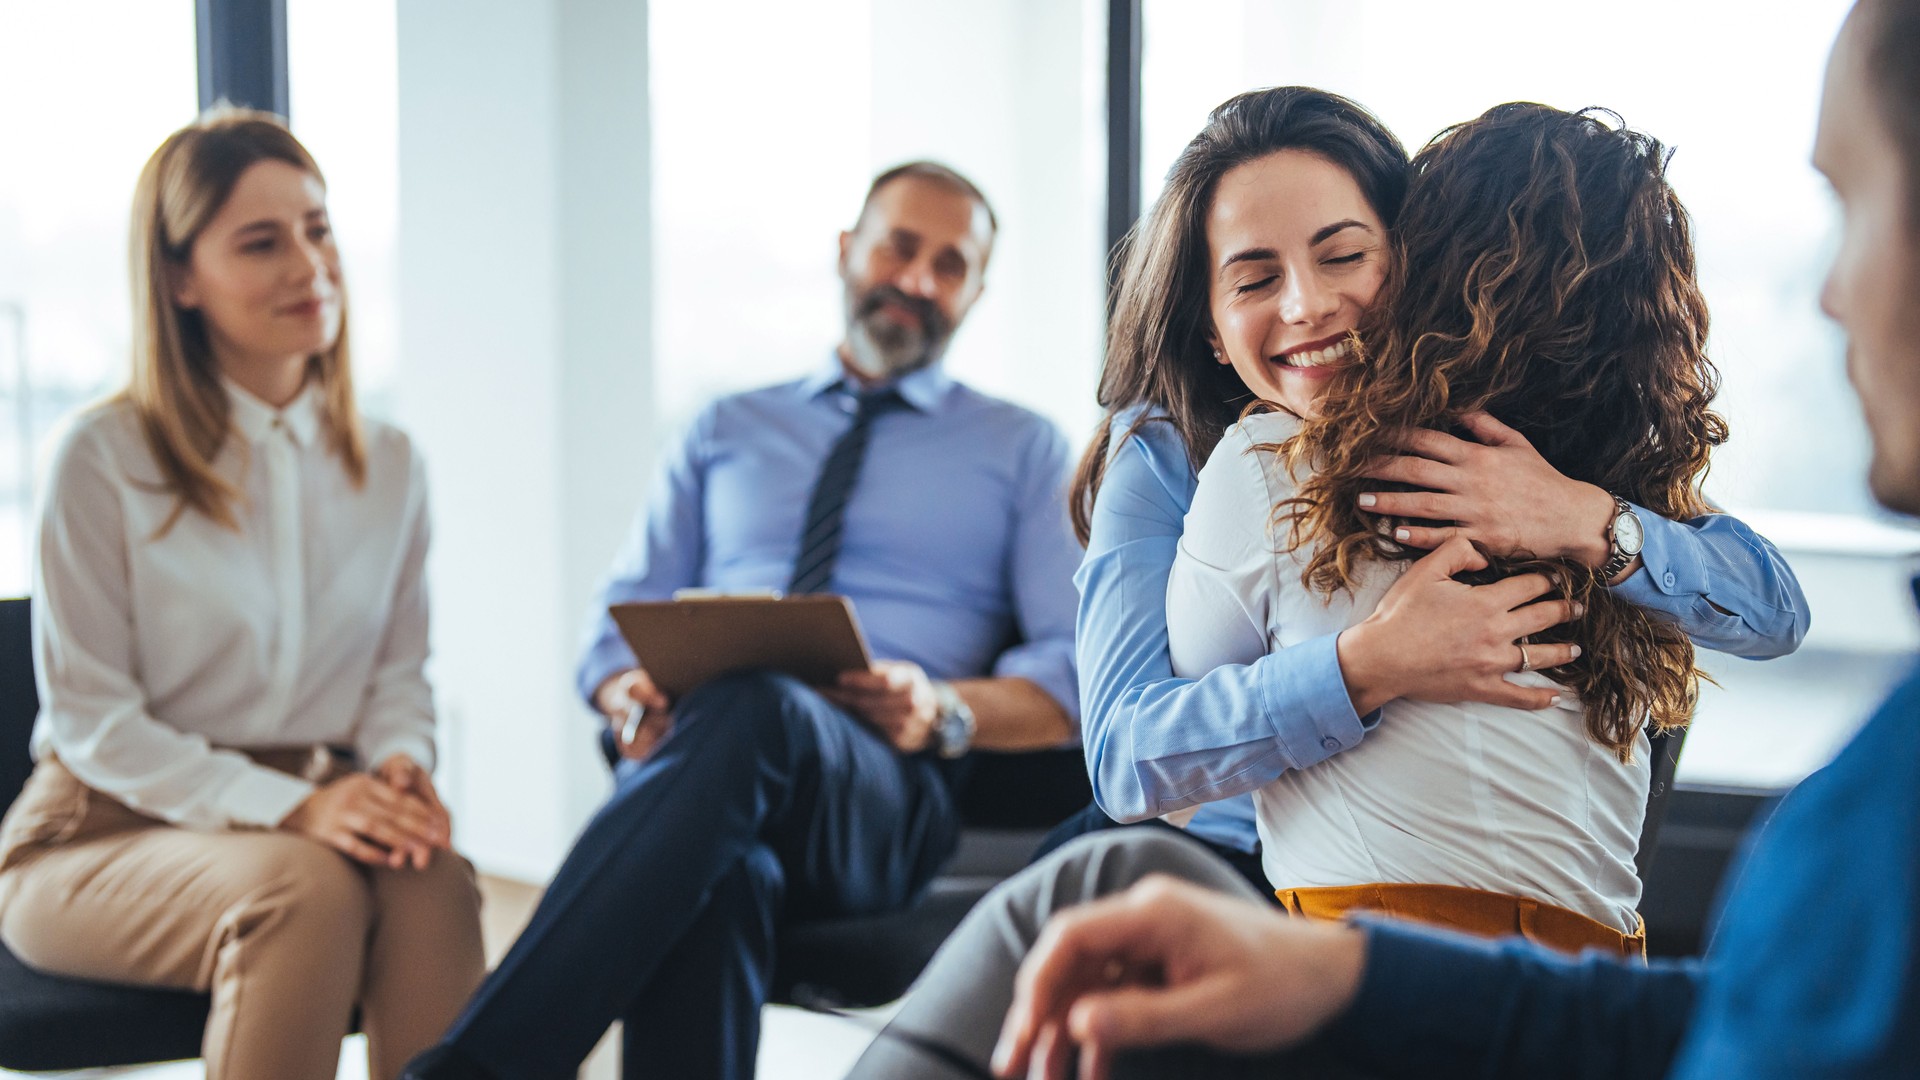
[395,0,650,881]
[394,0,1108,878]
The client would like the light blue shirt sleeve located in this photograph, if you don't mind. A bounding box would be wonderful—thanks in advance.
[988,422,1083,728]
[1610,503,1808,660]
[573,408,713,708]
[1076,415,1372,830]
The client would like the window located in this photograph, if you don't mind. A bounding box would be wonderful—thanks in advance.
[1141,0,1898,787]
[0,2,198,596]
[287,0,401,411]
[649,0,1109,449]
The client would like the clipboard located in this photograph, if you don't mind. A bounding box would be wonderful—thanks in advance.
[608,595,874,699]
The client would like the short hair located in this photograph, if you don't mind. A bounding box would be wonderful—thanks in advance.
[854,161,998,237]
[1861,0,1920,225]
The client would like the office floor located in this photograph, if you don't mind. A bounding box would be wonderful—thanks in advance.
[2,875,885,1080]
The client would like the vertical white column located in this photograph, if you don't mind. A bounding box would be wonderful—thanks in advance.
[395,0,651,881]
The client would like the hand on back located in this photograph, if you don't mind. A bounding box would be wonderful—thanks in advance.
[1357,411,1615,568]
[1337,536,1582,715]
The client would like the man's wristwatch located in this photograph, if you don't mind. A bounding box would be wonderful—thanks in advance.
[1598,494,1645,582]
[931,680,977,759]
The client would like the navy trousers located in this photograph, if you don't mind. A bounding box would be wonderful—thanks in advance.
[440,671,960,1079]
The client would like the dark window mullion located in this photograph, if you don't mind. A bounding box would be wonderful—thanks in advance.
[1105,0,1143,311]
[196,0,289,119]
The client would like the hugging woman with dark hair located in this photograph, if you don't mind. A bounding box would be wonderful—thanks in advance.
[846,86,1804,1078]
[1164,103,1723,956]
[1047,86,1803,899]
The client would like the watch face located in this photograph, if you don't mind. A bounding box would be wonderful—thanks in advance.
[1616,510,1645,555]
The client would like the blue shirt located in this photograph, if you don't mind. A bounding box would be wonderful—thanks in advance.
[577,360,1082,725]
[1078,408,1810,852]
[1325,603,1920,1077]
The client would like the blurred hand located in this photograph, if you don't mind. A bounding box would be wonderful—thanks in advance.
[1337,536,1582,715]
[825,660,939,753]
[991,875,1368,1080]
[373,755,452,870]
[281,771,450,869]
[597,668,675,762]
[1357,411,1616,568]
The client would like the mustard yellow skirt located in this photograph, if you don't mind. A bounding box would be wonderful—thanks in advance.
[1275,881,1647,960]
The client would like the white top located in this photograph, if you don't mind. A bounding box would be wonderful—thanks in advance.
[30,383,437,831]
[1167,411,1648,931]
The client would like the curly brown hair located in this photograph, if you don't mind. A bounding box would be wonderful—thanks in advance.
[1281,103,1727,757]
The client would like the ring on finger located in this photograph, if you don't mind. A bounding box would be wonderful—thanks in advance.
[1516,643,1534,673]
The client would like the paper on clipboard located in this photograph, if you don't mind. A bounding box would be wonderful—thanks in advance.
[607,594,874,699]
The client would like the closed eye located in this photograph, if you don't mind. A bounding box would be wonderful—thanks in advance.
[1235,275,1277,295]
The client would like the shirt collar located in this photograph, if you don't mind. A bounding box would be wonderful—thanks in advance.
[225,378,322,448]
[805,353,953,413]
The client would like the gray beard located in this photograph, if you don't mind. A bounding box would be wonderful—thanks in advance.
[844,314,937,380]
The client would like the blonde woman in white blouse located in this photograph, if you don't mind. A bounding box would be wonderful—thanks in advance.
[0,108,483,1080]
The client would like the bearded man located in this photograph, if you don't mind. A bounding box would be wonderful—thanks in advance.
[406,162,1081,1080]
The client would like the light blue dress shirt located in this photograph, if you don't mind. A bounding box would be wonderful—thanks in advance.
[577,360,1083,726]
[1078,407,1810,853]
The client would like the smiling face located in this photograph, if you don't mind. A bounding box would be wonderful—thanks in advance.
[170,158,341,382]
[1205,149,1389,419]
[837,174,994,382]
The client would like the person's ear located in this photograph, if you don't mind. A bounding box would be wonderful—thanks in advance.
[838,229,853,274]
[1205,328,1227,365]
[170,264,202,311]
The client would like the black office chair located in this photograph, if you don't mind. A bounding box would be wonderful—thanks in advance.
[0,596,217,1070]
[771,749,1092,1009]
[1636,725,1688,881]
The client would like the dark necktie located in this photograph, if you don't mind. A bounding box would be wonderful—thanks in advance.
[788,389,907,595]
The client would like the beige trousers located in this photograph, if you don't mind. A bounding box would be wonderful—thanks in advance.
[0,752,486,1080]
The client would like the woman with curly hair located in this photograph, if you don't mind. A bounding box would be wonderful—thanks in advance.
[1053,87,1804,905]
[1166,102,1725,953]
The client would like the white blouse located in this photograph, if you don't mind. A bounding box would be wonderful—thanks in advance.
[30,383,437,831]
[1166,411,1648,931]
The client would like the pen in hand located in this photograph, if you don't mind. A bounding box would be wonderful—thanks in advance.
[622,702,648,747]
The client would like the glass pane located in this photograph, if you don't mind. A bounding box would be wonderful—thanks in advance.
[1140,0,1886,788]
[288,0,401,415]
[1144,0,1855,514]
[649,0,1108,447]
[0,2,199,597]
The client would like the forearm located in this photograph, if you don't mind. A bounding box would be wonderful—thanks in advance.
[1087,633,1368,821]
[1321,920,1698,1080]
[954,676,1072,751]
[1612,508,1808,658]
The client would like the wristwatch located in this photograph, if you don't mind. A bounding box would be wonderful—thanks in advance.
[1598,494,1645,581]
[931,680,977,759]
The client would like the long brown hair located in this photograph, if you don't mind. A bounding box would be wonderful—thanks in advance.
[123,105,366,535]
[1069,87,1409,543]
[1284,104,1724,756]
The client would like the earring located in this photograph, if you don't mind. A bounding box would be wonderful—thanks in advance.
[1211,349,1221,360]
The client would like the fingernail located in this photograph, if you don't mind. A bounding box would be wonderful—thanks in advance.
[1358,494,1377,508]
[1570,645,1582,658]
[1394,528,1410,541]
[1573,603,1587,617]
[1549,695,1562,706]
